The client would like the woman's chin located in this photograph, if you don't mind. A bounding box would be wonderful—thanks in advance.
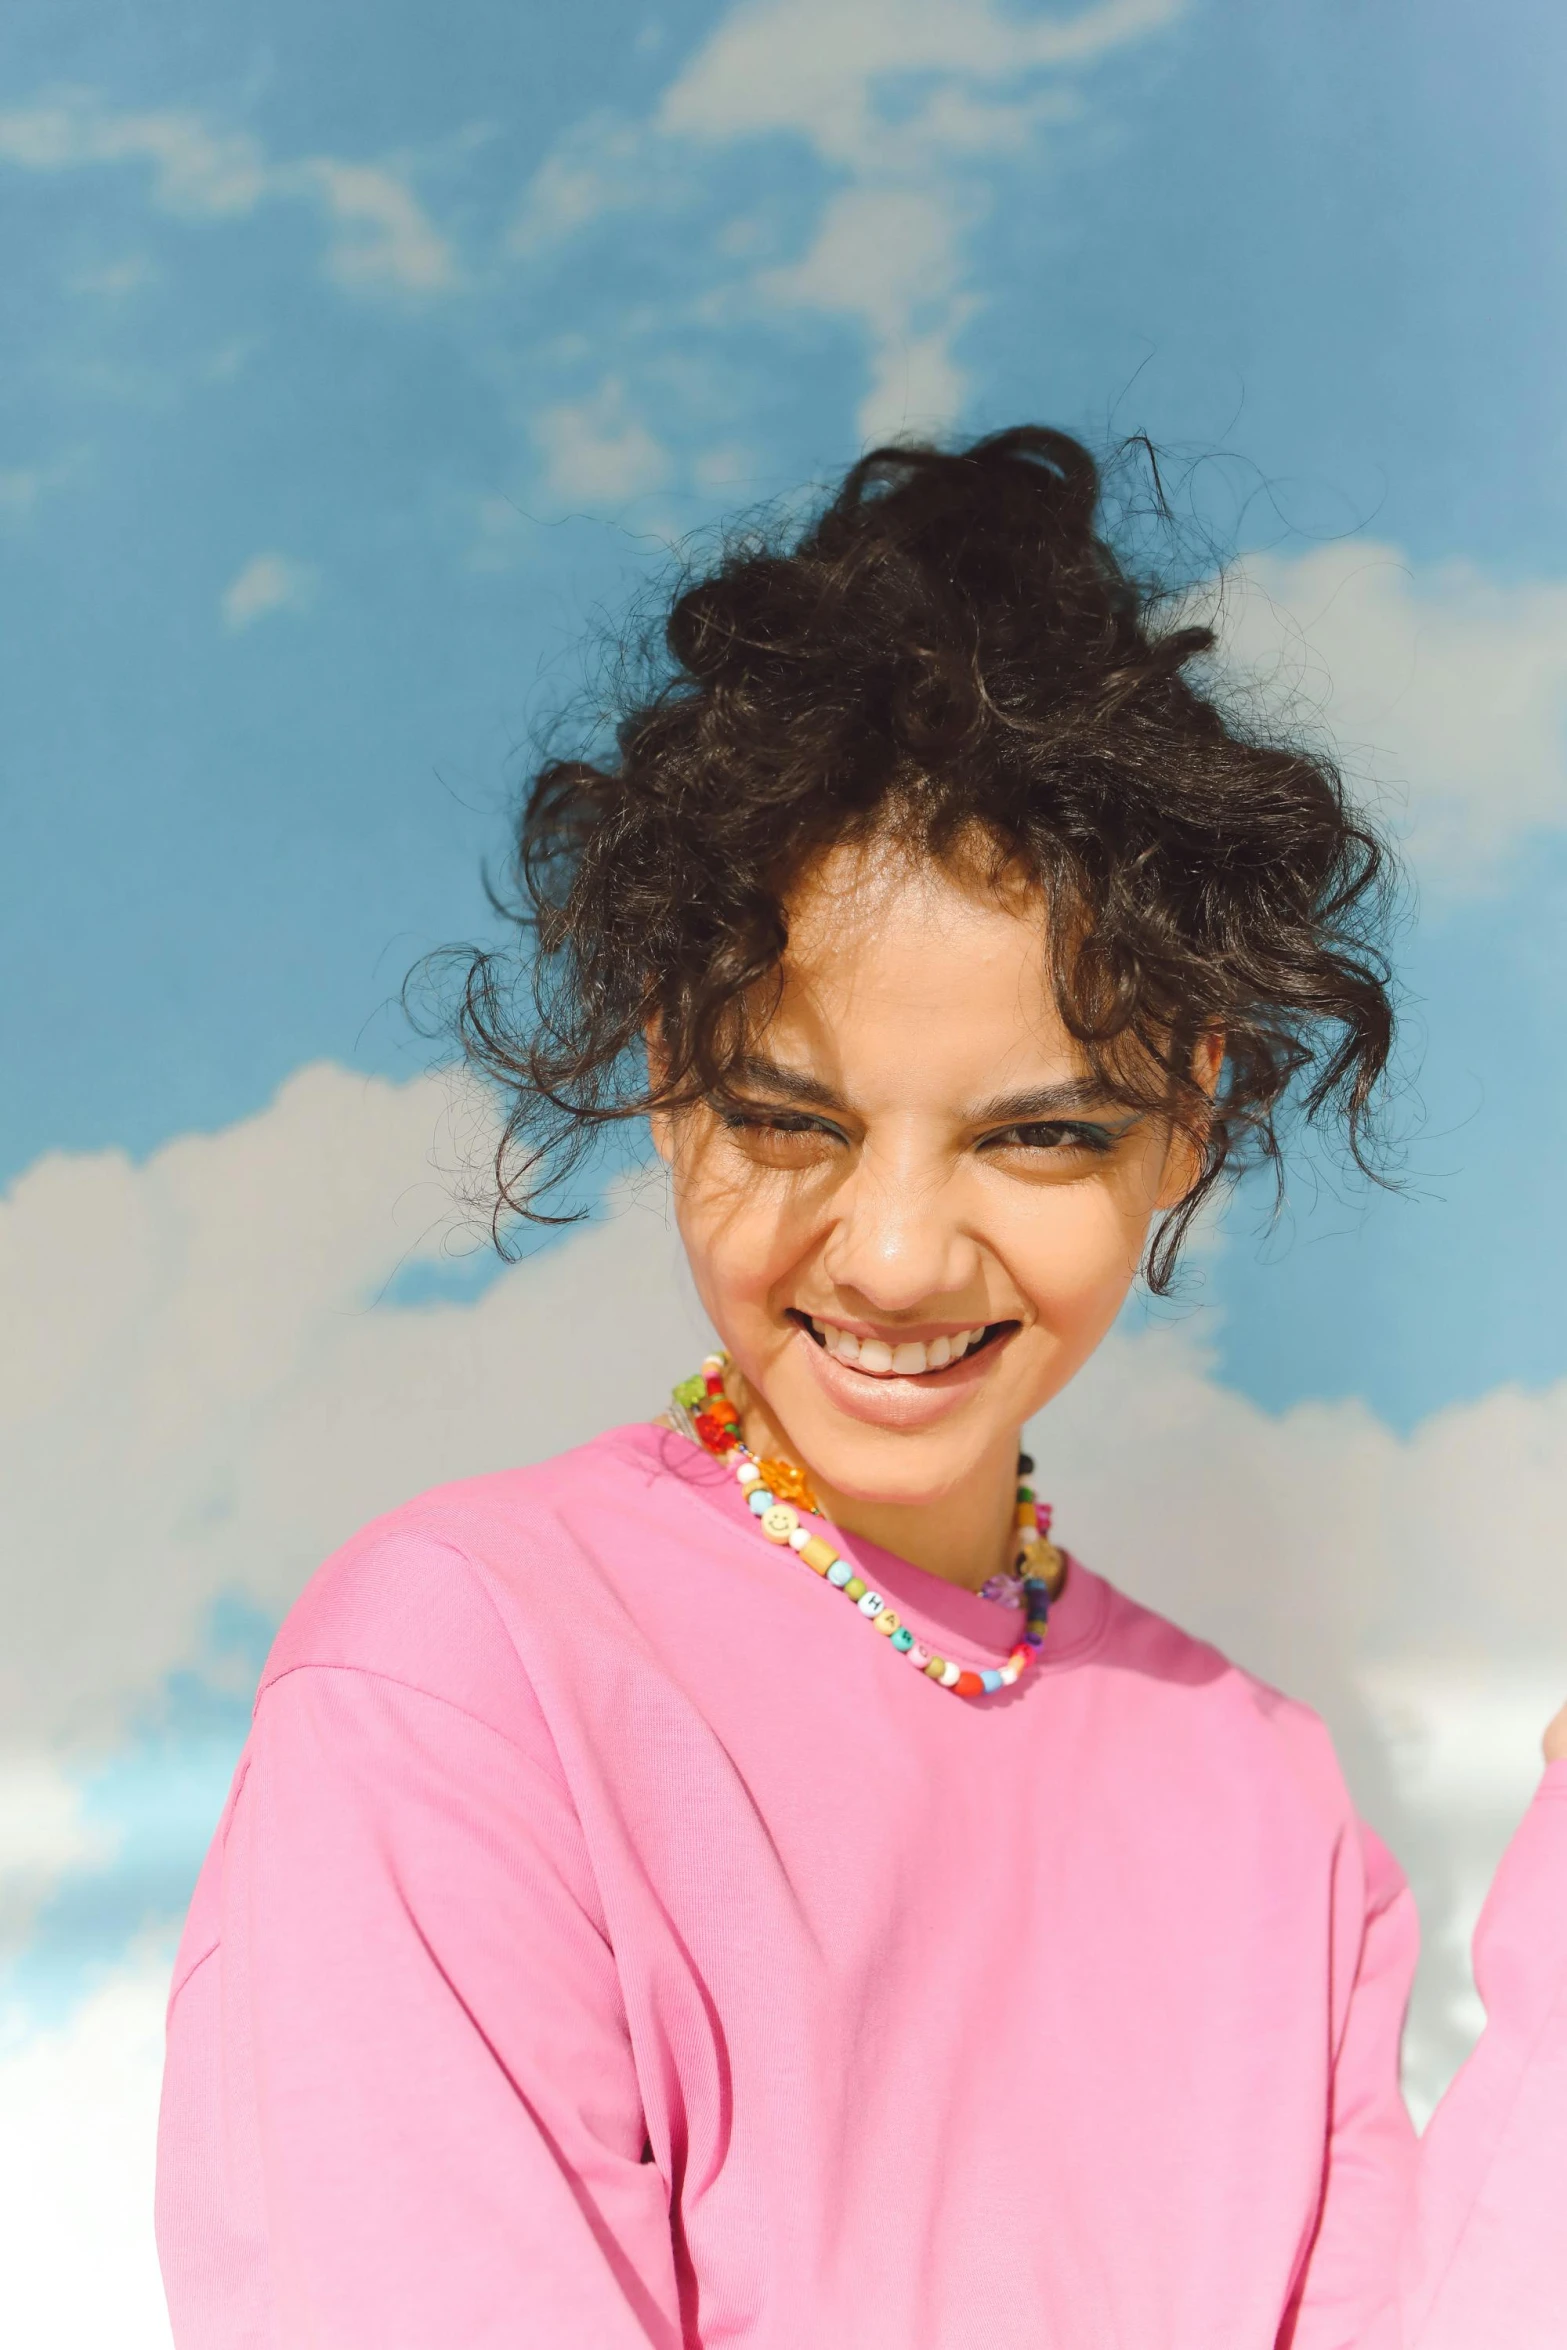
[753,1323,1026,1494]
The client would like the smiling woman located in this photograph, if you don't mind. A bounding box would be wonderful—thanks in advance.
[154,429,1567,2350]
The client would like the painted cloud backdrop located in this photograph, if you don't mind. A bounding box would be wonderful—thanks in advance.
[3,2,1566,2342]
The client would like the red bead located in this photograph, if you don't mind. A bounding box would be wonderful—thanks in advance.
[1008,1645,1032,1670]
[703,1370,725,1395]
[954,1671,984,1699]
[691,1410,729,1450]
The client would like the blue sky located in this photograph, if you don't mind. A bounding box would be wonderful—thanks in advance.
[5,10,1567,2335]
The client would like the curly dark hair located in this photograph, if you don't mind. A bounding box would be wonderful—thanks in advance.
[435,424,1398,1292]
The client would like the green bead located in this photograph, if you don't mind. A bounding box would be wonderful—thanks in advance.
[891,1626,915,1652]
[672,1375,708,1410]
[843,1576,867,1602]
[1017,1484,1035,1503]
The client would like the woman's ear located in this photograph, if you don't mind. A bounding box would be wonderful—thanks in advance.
[1154,1028,1225,1210]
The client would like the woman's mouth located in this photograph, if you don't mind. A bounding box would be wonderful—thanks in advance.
[788,1310,1015,1379]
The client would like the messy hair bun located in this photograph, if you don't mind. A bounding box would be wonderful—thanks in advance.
[435,425,1397,1291]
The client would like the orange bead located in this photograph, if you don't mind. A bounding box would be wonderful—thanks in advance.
[954,1671,984,1698]
[798,1535,838,1574]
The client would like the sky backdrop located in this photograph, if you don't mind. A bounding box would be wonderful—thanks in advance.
[4,3,1567,2341]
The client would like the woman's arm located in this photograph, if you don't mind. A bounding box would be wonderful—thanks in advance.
[1285,1732,1567,2350]
[155,1656,682,2349]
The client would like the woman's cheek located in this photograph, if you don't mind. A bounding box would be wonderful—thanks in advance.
[1002,1183,1141,1329]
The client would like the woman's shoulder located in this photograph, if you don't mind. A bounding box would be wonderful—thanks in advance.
[253,1423,659,1735]
[1084,1567,1362,1833]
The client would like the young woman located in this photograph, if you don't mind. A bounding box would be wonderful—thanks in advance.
[155,429,1566,2348]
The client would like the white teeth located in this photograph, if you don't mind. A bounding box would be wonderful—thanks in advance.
[804,1318,997,1375]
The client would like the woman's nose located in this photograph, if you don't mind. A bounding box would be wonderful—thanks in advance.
[819,1154,979,1312]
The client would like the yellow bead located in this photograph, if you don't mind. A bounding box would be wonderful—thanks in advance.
[843,1576,867,1603]
[798,1535,838,1574]
[1016,1500,1036,1527]
[924,1655,947,1679]
[760,1502,800,1543]
[872,1609,899,1636]
[1036,1541,1066,1593]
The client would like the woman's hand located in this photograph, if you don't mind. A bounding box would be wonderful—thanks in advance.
[1544,1702,1567,1766]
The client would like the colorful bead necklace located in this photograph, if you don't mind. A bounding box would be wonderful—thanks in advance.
[670,1352,1069,1700]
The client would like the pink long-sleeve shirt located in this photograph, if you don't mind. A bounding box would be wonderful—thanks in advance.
[155,1421,1567,2347]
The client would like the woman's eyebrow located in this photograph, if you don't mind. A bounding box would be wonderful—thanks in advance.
[968,1078,1128,1122]
[733,1054,847,1111]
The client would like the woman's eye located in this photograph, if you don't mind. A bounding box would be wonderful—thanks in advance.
[716,1109,846,1160]
[980,1120,1119,1158]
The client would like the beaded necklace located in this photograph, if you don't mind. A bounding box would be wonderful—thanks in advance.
[670,1351,1069,1700]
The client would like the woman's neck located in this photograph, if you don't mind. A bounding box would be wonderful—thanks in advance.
[732,1375,1020,1594]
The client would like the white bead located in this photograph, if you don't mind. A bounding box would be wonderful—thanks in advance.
[856,1589,884,1616]
[736,1461,761,1486]
[940,1661,962,1688]
[787,1525,812,1550]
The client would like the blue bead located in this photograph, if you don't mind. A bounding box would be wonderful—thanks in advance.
[747,1487,775,1514]
[826,1559,853,1587]
[980,1669,1004,1693]
[891,1626,915,1651]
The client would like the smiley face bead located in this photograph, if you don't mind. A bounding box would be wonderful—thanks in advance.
[760,1502,800,1544]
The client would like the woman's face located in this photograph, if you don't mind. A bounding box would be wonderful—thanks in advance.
[656,836,1205,1510]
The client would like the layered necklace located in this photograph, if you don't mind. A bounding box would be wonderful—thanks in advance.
[669,1352,1069,1700]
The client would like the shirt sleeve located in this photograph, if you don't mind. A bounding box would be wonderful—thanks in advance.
[1285,1760,1567,2350]
[154,1659,682,2350]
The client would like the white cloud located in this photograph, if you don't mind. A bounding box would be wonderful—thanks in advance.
[533,377,673,502]
[758,183,977,437]
[1205,543,1567,890]
[0,1064,711,1757]
[658,0,1176,166]
[512,0,1186,445]
[661,0,1185,440]
[219,551,316,631]
[0,96,268,213]
[0,1932,176,2350]
[3,1058,1566,2133]
[508,113,646,257]
[0,92,456,298]
[295,157,457,295]
[0,453,82,521]
[68,252,156,298]
[0,1755,116,1968]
